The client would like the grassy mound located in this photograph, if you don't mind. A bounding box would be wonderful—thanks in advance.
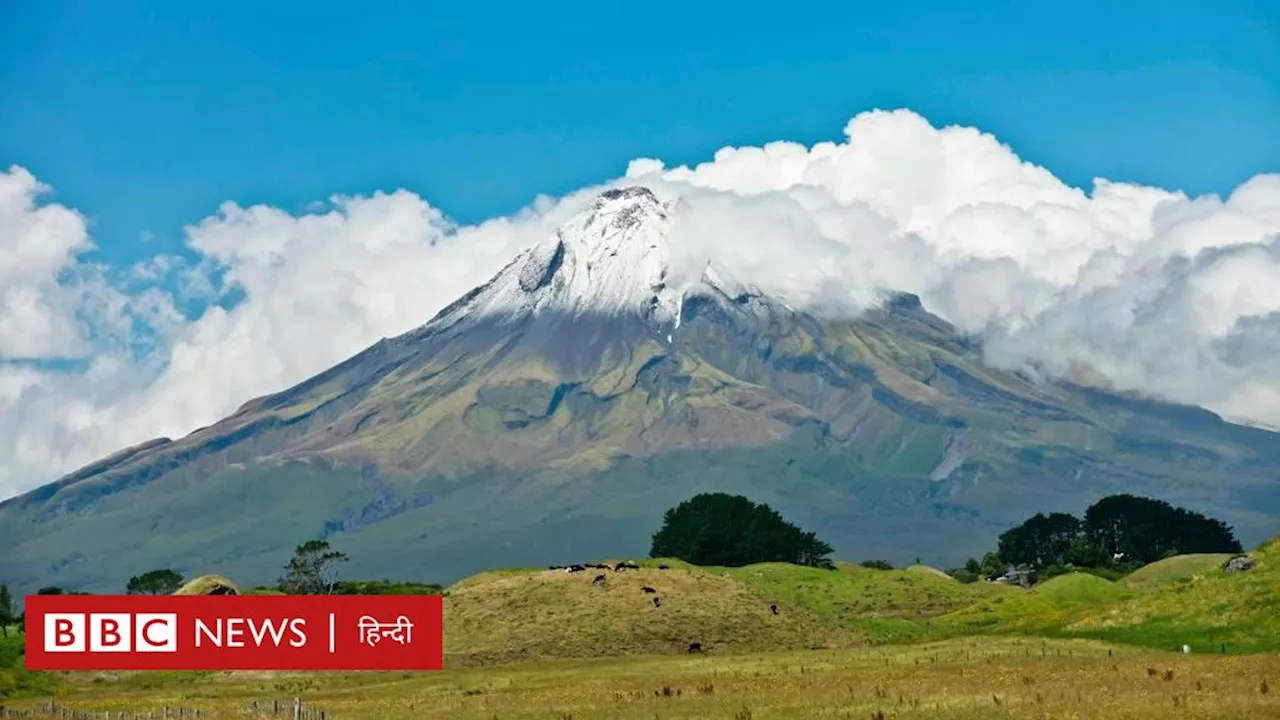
[1067,538,1280,651]
[937,572,1135,633]
[716,560,1011,643]
[443,562,858,665]
[1120,553,1234,590]
[441,558,1019,663]
[172,574,241,595]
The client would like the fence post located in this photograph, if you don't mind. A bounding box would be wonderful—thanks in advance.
[292,698,300,720]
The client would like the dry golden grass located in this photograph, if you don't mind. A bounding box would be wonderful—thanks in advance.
[443,564,856,665]
[9,637,1279,719]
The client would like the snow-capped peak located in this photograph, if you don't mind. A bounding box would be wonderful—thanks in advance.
[421,186,688,334]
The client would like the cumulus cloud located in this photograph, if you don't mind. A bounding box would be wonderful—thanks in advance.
[3,108,1280,500]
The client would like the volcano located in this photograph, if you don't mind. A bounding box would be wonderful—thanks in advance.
[3,186,1280,596]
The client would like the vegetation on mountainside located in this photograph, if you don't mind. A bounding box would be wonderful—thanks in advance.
[650,493,834,569]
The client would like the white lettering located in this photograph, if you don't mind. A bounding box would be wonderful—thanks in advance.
[225,618,246,647]
[194,618,220,648]
[193,617,308,648]
[288,618,307,647]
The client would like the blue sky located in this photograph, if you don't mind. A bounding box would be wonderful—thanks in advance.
[2,0,1277,269]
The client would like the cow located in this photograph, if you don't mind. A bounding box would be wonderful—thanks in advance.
[653,597,661,608]
[566,564,586,573]
[641,586,657,594]
[770,604,778,615]
[593,574,606,585]
[658,564,670,570]
[614,561,640,571]
[687,642,702,653]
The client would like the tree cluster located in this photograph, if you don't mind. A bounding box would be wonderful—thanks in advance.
[650,493,835,569]
[948,494,1242,583]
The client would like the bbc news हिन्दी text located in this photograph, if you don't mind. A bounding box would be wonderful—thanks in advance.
[23,594,443,671]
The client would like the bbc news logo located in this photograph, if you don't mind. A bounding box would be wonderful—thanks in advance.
[44,613,177,652]
[25,594,442,671]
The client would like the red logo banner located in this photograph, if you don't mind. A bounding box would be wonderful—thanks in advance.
[24,594,443,671]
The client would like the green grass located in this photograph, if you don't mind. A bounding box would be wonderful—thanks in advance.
[436,535,1280,661]
[7,637,1280,718]
[1120,553,1234,590]
[1066,539,1280,652]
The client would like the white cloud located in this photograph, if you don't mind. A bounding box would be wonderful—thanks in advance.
[3,108,1280,500]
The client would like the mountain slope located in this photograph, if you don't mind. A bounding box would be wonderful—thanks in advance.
[3,186,1280,597]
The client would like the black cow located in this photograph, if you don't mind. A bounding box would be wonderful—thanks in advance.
[687,642,701,653]
[657,564,670,570]
[566,564,586,573]
[770,604,778,615]
[641,586,657,593]
[653,597,661,608]
[592,574,606,585]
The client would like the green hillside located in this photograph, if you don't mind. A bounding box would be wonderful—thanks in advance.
[1067,539,1280,652]
[437,535,1280,664]
[1120,553,1234,590]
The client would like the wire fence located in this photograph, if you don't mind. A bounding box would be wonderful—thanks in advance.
[0,698,334,720]
[0,702,205,719]
[244,698,329,720]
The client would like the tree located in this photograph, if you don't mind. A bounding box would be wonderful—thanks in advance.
[997,512,1082,569]
[278,540,349,594]
[126,569,185,595]
[650,493,835,569]
[1083,494,1242,565]
[35,586,63,595]
[0,584,11,637]
[978,552,1004,580]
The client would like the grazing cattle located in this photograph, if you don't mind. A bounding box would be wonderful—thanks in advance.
[548,565,564,570]
[592,574,606,585]
[614,561,640,571]
[687,642,702,653]
[641,586,657,593]
[657,564,670,570]
[770,604,778,615]
[566,564,586,573]
[653,597,661,607]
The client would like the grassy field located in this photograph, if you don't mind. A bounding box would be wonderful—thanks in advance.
[4,637,1278,719]
[5,541,1280,717]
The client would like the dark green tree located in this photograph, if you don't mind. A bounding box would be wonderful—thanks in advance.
[997,512,1082,568]
[0,584,12,638]
[1083,494,1242,565]
[650,493,834,568]
[278,540,349,594]
[126,569,185,595]
[35,586,63,595]
[978,551,1004,579]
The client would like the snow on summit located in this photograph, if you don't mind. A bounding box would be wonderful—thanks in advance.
[421,186,695,334]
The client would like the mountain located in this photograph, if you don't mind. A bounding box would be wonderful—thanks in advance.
[3,186,1280,597]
